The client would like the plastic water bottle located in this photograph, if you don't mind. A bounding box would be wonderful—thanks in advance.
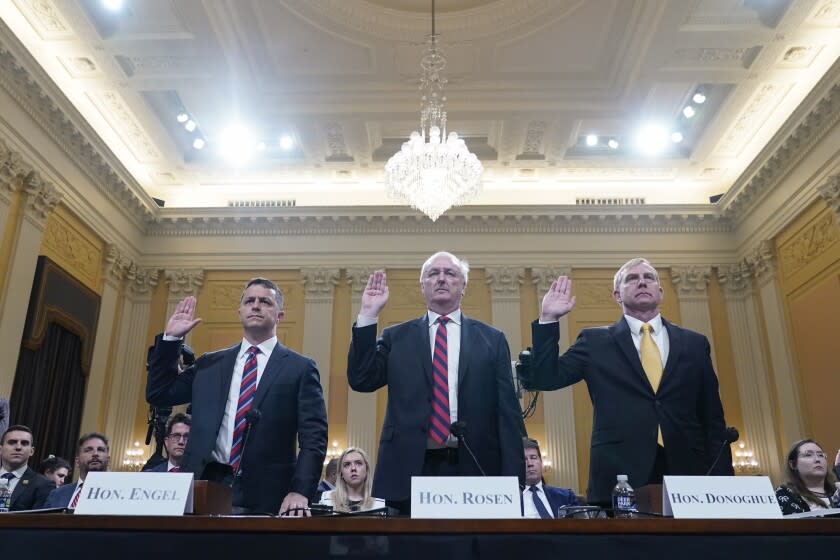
[0,479,11,512]
[611,474,636,518]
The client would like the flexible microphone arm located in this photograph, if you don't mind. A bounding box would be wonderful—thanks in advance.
[705,426,739,476]
[234,408,262,479]
[450,421,486,476]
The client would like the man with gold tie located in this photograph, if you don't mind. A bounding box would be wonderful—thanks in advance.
[523,258,733,506]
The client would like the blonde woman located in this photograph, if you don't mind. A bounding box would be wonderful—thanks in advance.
[319,448,384,512]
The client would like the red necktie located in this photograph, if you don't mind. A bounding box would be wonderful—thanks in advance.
[69,482,83,509]
[169,466,180,473]
[429,316,451,445]
[230,346,259,471]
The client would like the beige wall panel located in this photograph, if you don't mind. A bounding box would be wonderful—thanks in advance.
[328,271,350,446]
[39,205,104,294]
[750,278,785,456]
[520,269,544,427]
[706,272,744,434]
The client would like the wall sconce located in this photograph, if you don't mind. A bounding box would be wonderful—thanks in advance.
[733,442,760,475]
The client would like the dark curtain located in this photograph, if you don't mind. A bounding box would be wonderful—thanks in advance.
[10,321,87,469]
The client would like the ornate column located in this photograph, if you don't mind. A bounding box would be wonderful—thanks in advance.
[817,174,840,224]
[164,269,205,344]
[748,241,806,447]
[485,267,525,355]
[344,268,377,459]
[531,266,578,490]
[103,263,158,469]
[671,266,717,369]
[301,268,339,408]
[0,171,61,395]
[0,139,25,234]
[718,263,781,482]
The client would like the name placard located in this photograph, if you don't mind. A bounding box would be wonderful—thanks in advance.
[411,476,520,519]
[663,476,781,519]
[74,472,194,516]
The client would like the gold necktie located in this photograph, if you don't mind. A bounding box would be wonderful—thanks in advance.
[640,323,664,446]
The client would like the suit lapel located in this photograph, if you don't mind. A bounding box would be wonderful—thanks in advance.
[660,319,682,389]
[609,318,653,392]
[216,343,242,420]
[457,314,471,390]
[10,468,31,505]
[419,314,433,386]
[251,341,289,412]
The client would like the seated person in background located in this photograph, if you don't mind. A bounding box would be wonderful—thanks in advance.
[44,432,110,509]
[39,455,71,487]
[775,439,838,515]
[522,437,578,518]
[0,425,55,510]
[319,447,384,512]
[318,458,339,493]
[143,413,190,472]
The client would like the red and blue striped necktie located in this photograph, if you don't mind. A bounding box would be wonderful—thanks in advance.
[429,316,451,445]
[230,345,259,471]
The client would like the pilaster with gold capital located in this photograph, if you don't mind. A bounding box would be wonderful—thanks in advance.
[817,174,840,225]
[671,266,717,369]
[485,266,524,354]
[344,267,377,458]
[301,268,339,408]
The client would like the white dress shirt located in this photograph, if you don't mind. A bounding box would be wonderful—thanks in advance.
[622,313,669,372]
[522,481,554,518]
[0,464,28,495]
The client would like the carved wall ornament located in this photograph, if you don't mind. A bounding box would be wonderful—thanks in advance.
[91,91,162,162]
[520,121,547,157]
[485,267,524,296]
[575,279,617,308]
[124,263,159,298]
[346,268,375,300]
[716,83,789,156]
[209,284,242,310]
[812,0,840,22]
[301,268,340,298]
[18,0,72,38]
[531,266,571,296]
[747,240,777,281]
[164,269,205,298]
[21,174,61,225]
[717,262,754,296]
[817,174,840,223]
[670,266,711,295]
[42,217,100,287]
[673,47,749,63]
[103,243,129,285]
[779,212,839,275]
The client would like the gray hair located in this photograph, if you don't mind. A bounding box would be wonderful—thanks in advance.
[613,257,659,292]
[420,251,470,285]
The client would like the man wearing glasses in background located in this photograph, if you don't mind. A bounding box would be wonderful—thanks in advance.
[144,413,190,473]
[522,258,734,507]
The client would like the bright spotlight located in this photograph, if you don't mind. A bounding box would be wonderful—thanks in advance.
[102,0,123,11]
[682,106,696,119]
[256,142,266,152]
[185,120,197,132]
[635,123,669,156]
[176,113,189,123]
[585,134,598,147]
[692,92,706,104]
[219,123,256,165]
[607,139,619,150]
[279,135,294,150]
[192,138,205,150]
[671,131,684,143]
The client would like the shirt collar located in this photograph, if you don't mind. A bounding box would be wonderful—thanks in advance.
[528,481,545,492]
[239,336,277,359]
[0,464,28,478]
[624,313,663,335]
[428,308,462,326]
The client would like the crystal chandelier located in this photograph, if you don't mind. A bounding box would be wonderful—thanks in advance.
[384,0,483,222]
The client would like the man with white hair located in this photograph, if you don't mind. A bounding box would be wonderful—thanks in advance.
[525,258,733,506]
[348,251,526,514]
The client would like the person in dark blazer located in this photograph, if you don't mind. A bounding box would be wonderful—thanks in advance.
[44,432,110,509]
[147,277,328,515]
[0,425,54,510]
[347,252,526,514]
[524,258,733,505]
[522,438,578,518]
[143,413,191,473]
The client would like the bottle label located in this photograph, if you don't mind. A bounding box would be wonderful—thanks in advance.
[613,495,636,511]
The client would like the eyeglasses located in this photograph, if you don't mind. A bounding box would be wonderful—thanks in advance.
[798,451,827,460]
[166,433,189,442]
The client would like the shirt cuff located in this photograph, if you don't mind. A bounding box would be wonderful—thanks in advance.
[356,315,378,328]
[538,319,559,325]
[162,334,183,341]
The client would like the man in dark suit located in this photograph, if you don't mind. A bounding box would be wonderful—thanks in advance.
[524,258,733,505]
[44,432,109,509]
[143,413,190,473]
[147,277,327,515]
[0,425,54,510]
[348,252,526,514]
[522,437,578,518]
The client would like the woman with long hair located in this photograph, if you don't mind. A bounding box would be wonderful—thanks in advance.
[775,439,839,515]
[319,447,383,512]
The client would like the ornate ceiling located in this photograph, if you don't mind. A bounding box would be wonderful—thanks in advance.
[1,0,839,213]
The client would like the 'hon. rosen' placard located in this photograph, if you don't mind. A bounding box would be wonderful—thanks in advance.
[411,476,520,518]
[74,471,194,516]
[663,475,781,519]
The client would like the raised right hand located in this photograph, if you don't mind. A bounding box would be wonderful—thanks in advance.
[164,296,203,338]
[359,270,389,318]
[539,275,576,322]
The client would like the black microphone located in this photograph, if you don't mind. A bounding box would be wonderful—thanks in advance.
[450,421,486,476]
[234,408,262,479]
[705,426,739,476]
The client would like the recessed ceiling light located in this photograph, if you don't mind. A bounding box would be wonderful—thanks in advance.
[192,138,205,150]
[692,92,706,104]
[102,0,123,11]
[176,113,189,123]
[682,106,696,119]
[219,123,256,165]
[279,135,294,150]
[607,139,619,150]
[635,123,668,156]
[185,120,197,132]
[671,131,684,143]
[585,134,598,147]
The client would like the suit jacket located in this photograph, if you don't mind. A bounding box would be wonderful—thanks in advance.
[146,334,328,513]
[144,462,171,473]
[521,483,579,517]
[526,317,733,504]
[9,467,55,511]
[44,481,77,509]
[347,314,526,501]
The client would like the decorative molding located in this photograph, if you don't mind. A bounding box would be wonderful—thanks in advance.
[346,268,375,300]
[817,174,840,223]
[301,268,340,298]
[124,264,159,298]
[485,267,524,296]
[717,261,754,295]
[164,269,205,298]
[41,216,100,288]
[21,172,61,227]
[778,211,839,275]
[715,83,790,156]
[531,266,571,296]
[102,244,155,295]
[746,240,777,282]
[575,278,617,307]
[0,21,155,227]
[670,266,711,296]
[89,91,161,162]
